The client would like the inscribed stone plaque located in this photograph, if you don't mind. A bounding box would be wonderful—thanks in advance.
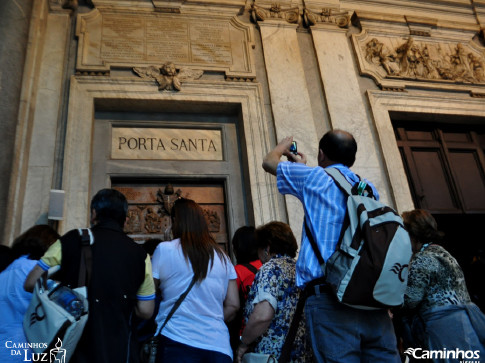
[76,9,255,78]
[111,128,223,160]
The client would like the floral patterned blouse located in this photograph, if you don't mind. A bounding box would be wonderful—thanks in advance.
[243,254,312,362]
[404,244,471,313]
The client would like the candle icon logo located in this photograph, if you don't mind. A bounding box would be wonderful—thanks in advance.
[50,338,66,363]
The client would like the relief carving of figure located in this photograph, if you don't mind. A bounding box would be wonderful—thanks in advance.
[133,62,203,91]
[157,184,182,216]
[365,38,400,75]
[125,207,142,233]
[364,37,485,84]
[203,209,221,233]
[468,53,485,82]
[449,43,474,82]
[421,46,440,79]
[396,38,425,78]
[144,207,161,233]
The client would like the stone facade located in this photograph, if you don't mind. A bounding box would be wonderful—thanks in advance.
[1,0,484,249]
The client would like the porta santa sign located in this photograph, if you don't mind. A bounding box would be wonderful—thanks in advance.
[111,127,223,161]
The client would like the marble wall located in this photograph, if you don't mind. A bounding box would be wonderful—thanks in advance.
[0,0,34,245]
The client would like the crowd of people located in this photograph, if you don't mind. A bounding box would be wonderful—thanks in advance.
[0,129,483,363]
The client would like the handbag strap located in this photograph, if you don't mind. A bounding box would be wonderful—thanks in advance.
[278,291,306,363]
[78,229,93,287]
[242,263,258,275]
[278,278,326,363]
[159,276,197,333]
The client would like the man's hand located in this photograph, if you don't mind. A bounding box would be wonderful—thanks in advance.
[262,136,306,175]
[285,150,307,165]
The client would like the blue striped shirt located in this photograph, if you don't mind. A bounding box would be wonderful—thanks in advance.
[277,162,379,288]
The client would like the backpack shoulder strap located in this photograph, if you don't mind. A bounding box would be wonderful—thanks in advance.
[324,167,354,196]
[78,229,93,288]
[242,263,258,275]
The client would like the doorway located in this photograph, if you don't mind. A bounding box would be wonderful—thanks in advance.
[91,99,252,259]
[392,117,485,307]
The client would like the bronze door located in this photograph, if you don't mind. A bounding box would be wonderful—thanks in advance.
[113,182,228,251]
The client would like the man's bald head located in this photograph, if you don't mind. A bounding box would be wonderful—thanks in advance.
[318,130,357,167]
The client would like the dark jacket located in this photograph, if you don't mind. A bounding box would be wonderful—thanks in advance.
[57,219,147,363]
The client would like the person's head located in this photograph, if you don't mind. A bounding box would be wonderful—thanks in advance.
[11,225,60,260]
[90,189,128,228]
[256,221,298,263]
[318,129,357,168]
[171,198,226,282]
[402,209,444,253]
[232,226,258,264]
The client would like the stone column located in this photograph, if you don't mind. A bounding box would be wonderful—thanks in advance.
[253,4,319,240]
[20,9,72,232]
[0,0,34,243]
[308,10,392,203]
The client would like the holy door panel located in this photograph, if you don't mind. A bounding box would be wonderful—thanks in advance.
[113,182,228,251]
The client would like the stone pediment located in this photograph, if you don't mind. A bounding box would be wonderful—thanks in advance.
[75,8,255,79]
[352,30,485,94]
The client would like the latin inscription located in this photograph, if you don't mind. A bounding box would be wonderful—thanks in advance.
[100,14,232,65]
[111,128,223,160]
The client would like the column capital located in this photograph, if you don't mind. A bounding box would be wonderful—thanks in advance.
[250,3,301,26]
[303,7,350,29]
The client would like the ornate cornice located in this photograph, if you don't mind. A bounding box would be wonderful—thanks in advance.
[250,3,301,25]
[303,8,350,28]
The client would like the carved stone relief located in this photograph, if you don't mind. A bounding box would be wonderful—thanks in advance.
[353,31,485,91]
[250,3,301,25]
[133,62,203,91]
[303,8,350,28]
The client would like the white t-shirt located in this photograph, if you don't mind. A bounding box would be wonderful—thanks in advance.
[152,238,237,359]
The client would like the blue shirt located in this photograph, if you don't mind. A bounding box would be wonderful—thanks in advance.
[277,162,379,288]
[0,256,37,361]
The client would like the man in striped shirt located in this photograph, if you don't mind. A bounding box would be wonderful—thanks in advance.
[262,130,400,363]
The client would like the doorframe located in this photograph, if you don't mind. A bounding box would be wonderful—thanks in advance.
[367,89,485,213]
[58,76,286,234]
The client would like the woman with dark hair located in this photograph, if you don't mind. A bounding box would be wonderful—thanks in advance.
[236,221,312,362]
[402,209,485,361]
[0,225,60,361]
[229,226,262,354]
[151,198,239,362]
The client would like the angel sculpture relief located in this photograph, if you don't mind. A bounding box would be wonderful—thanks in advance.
[133,62,203,91]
